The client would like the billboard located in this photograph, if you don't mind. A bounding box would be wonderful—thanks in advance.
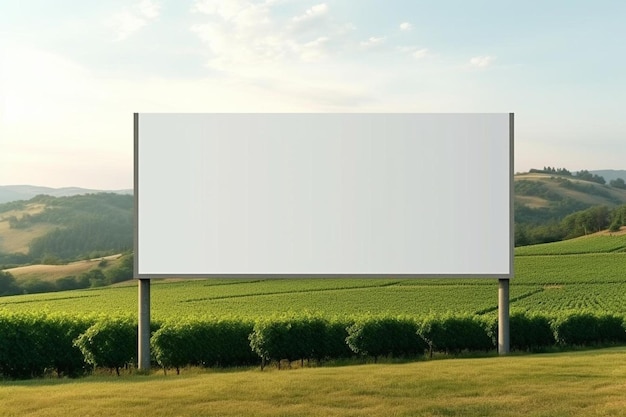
[135,113,513,278]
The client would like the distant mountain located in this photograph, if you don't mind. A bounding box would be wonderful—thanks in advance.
[0,185,133,204]
[590,170,626,183]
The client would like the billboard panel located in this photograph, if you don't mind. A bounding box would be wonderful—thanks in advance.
[135,113,513,278]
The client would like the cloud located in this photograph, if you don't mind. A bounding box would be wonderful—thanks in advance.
[299,36,330,62]
[137,0,161,19]
[412,48,428,59]
[188,1,382,110]
[399,22,412,31]
[469,55,494,68]
[190,1,339,68]
[292,3,328,24]
[106,0,161,41]
[360,36,385,48]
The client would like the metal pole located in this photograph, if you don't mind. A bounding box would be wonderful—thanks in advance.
[498,278,510,354]
[138,278,151,371]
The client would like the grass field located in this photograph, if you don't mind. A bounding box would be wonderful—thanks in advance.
[1,347,625,417]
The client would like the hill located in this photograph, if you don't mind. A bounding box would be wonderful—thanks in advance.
[1,253,132,294]
[0,193,133,267]
[514,172,626,245]
[591,169,626,183]
[0,185,132,204]
[515,172,626,210]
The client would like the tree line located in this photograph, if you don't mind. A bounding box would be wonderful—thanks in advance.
[516,205,626,246]
[0,252,133,296]
[528,166,626,189]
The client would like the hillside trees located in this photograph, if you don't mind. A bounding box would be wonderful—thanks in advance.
[0,271,20,296]
[609,205,626,232]
[561,206,611,238]
[574,170,606,184]
[13,193,134,262]
[610,178,626,190]
[516,204,626,246]
[529,167,572,176]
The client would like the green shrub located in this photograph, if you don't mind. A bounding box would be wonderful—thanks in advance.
[0,313,48,378]
[322,318,355,360]
[74,317,136,375]
[418,314,495,355]
[41,314,94,377]
[0,312,93,379]
[249,314,341,368]
[509,312,555,351]
[151,319,256,373]
[552,313,626,346]
[346,316,427,361]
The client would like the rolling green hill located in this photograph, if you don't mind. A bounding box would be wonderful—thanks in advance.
[514,172,626,246]
[0,193,133,267]
[515,173,626,214]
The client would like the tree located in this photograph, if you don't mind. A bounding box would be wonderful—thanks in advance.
[610,178,626,190]
[574,170,605,184]
[0,271,20,296]
[74,318,136,376]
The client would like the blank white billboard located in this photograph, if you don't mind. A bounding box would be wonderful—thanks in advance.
[135,113,513,278]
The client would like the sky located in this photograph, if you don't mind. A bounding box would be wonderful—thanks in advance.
[1,0,625,190]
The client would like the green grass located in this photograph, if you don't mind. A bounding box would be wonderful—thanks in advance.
[515,232,626,255]
[1,347,626,417]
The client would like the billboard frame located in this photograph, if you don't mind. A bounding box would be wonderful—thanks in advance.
[134,113,515,370]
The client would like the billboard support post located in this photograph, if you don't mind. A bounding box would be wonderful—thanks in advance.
[498,278,510,354]
[138,278,151,371]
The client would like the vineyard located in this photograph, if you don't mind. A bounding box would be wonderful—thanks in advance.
[1,231,626,378]
[2,232,626,318]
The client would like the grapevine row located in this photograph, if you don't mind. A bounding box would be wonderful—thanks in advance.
[1,311,625,379]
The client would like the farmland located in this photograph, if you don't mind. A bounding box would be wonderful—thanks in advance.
[0,228,625,417]
[1,230,626,319]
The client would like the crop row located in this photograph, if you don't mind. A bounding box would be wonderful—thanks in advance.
[514,253,626,284]
[2,311,626,379]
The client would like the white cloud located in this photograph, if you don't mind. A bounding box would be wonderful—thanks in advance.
[399,22,412,31]
[292,3,329,23]
[469,55,494,68]
[190,1,341,69]
[191,0,288,68]
[412,48,428,59]
[137,0,161,19]
[299,36,330,62]
[107,10,147,41]
[106,0,161,41]
[360,36,385,48]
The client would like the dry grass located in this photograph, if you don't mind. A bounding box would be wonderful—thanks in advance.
[0,203,54,253]
[5,254,123,283]
[516,195,549,209]
[1,348,626,417]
